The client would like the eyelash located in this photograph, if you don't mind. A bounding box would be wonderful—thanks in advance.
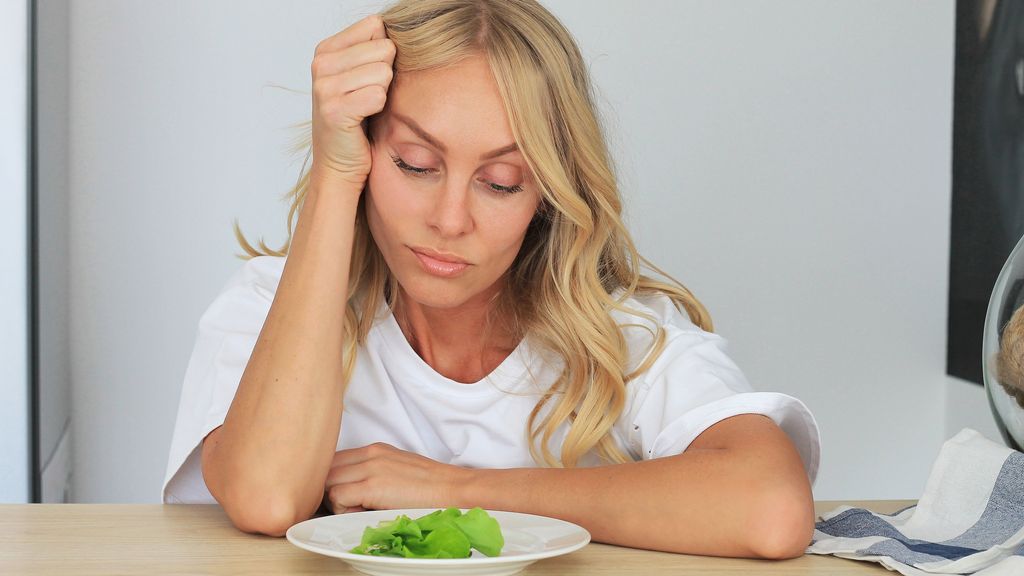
[389,154,524,195]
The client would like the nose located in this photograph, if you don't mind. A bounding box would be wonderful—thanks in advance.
[426,178,474,238]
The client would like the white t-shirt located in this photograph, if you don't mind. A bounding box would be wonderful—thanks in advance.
[163,256,821,503]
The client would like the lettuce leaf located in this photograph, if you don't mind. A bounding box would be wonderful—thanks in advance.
[349,507,504,559]
[414,507,462,533]
[453,507,504,557]
[402,524,470,558]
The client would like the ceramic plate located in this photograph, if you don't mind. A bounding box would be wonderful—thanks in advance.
[286,508,591,576]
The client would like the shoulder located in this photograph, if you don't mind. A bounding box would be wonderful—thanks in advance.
[609,290,726,376]
[222,255,286,296]
[198,255,286,332]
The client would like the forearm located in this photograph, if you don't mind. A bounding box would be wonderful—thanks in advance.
[203,172,361,532]
[462,440,814,558]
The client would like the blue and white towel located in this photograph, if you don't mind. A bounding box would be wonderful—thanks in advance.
[806,428,1024,576]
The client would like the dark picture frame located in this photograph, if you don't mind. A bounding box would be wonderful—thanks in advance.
[948,0,1024,385]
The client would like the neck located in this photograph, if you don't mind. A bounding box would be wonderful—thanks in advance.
[393,289,519,384]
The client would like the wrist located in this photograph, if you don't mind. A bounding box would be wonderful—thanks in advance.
[289,172,363,256]
[300,171,364,220]
[457,466,499,510]
[308,163,368,193]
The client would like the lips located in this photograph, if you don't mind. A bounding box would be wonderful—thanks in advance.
[410,247,470,278]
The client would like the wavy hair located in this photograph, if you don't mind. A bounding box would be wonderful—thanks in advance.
[236,0,713,467]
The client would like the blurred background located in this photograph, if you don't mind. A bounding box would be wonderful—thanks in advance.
[3,0,992,504]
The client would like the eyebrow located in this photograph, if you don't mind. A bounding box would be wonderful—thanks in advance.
[390,112,519,161]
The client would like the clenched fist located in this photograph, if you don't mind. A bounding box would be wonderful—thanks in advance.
[310,14,396,187]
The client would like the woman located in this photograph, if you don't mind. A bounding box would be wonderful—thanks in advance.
[164,0,821,559]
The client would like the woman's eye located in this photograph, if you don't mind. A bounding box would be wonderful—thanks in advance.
[488,181,524,195]
[390,154,432,175]
[391,153,523,194]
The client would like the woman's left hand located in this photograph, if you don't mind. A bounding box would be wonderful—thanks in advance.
[322,443,473,514]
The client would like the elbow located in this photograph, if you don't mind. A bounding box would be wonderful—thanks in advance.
[204,461,315,537]
[202,437,318,537]
[221,491,313,537]
[746,484,816,560]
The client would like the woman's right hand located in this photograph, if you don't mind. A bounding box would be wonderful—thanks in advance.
[310,14,396,187]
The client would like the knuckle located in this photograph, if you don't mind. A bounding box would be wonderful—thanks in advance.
[366,442,391,456]
[367,85,387,105]
[312,81,328,101]
[325,486,342,508]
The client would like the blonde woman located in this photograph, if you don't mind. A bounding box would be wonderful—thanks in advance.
[164,0,821,559]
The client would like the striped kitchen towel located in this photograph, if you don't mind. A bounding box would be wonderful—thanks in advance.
[806,428,1024,575]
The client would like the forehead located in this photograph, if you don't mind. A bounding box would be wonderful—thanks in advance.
[384,55,516,150]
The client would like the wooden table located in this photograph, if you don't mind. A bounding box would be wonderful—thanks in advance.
[0,500,913,575]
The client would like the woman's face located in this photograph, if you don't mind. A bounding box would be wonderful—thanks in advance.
[366,54,541,312]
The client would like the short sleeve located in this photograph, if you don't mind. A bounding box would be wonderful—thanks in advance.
[614,295,821,487]
[161,256,286,503]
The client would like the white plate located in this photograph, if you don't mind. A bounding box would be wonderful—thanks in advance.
[286,508,591,576]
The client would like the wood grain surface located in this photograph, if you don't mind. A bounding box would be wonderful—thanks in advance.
[0,500,914,575]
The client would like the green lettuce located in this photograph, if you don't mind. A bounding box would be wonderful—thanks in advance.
[349,507,504,559]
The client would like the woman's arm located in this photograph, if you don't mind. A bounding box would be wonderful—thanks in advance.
[201,15,395,538]
[472,414,815,559]
[324,414,815,559]
[201,174,361,536]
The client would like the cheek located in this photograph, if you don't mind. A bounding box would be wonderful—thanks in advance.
[480,198,541,254]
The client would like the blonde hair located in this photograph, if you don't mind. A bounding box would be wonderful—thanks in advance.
[237,0,713,467]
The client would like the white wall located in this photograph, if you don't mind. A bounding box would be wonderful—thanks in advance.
[557,1,957,499]
[66,0,962,503]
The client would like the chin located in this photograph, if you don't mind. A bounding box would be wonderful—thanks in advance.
[396,276,478,310]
